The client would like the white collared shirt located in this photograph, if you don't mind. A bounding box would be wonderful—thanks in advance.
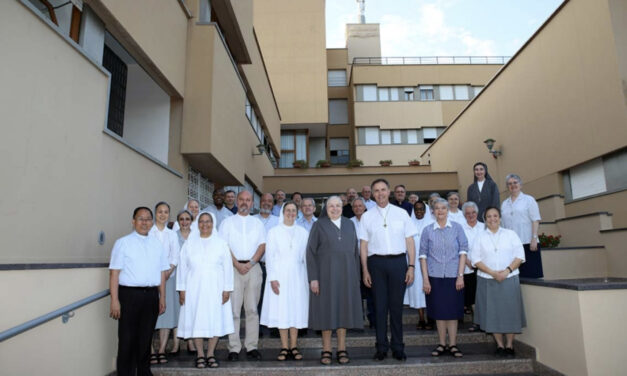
[219,214,266,261]
[202,204,234,228]
[109,231,170,287]
[350,216,362,237]
[149,225,180,268]
[363,198,376,210]
[501,192,541,243]
[359,204,417,256]
[253,213,279,262]
[448,210,465,225]
[470,227,525,279]
[462,221,483,274]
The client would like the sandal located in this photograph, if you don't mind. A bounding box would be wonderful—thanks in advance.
[207,356,219,368]
[150,353,159,364]
[157,353,168,364]
[449,345,463,358]
[290,347,303,361]
[320,350,332,365]
[277,348,289,361]
[336,350,350,364]
[431,344,448,357]
[195,356,206,368]
[468,324,480,332]
[464,306,473,315]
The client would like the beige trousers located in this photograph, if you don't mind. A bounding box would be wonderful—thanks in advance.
[228,263,262,353]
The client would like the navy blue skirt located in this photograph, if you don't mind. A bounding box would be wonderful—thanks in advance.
[519,243,543,278]
[426,277,464,320]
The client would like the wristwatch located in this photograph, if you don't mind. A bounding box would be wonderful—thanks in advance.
[458,273,463,278]
[250,259,257,266]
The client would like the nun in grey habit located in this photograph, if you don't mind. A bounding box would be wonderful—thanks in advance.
[306,196,363,365]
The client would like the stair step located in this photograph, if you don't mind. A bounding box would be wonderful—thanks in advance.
[156,324,493,350]
[152,343,533,376]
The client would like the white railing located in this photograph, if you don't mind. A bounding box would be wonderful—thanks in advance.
[353,56,510,65]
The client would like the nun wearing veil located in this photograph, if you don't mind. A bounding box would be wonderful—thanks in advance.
[177,212,233,369]
[467,162,500,222]
[172,199,201,234]
[260,201,310,361]
[306,196,363,365]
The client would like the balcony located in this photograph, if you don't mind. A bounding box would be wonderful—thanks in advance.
[353,56,511,65]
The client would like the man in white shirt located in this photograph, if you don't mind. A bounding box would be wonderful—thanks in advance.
[359,179,417,361]
[109,207,169,376]
[361,185,377,210]
[203,188,233,228]
[219,191,266,361]
[296,197,317,232]
[271,189,286,216]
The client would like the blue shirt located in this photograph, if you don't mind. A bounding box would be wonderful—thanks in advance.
[296,216,317,232]
[419,220,468,278]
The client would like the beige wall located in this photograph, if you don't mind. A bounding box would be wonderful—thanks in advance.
[424,0,627,207]
[346,23,381,64]
[608,0,627,105]
[0,268,116,375]
[264,172,458,195]
[565,190,627,228]
[356,145,429,167]
[541,248,607,279]
[89,0,188,96]
[354,102,444,128]
[327,48,349,70]
[0,1,186,263]
[254,0,328,125]
[352,64,501,87]
[181,23,274,188]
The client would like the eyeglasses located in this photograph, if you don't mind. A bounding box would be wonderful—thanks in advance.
[507,181,519,186]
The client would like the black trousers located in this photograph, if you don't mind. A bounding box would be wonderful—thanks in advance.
[367,254,407,353]
[117,286,160,376]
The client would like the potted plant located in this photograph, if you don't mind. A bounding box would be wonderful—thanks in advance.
[539,233,562,248]
[316,159,331,168]
[379,159,392,167]
[408,159,421,166]
[347,159,363,168]
[292,160,307,168]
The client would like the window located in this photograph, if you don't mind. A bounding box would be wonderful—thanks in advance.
[390,88,400,101]
[358,85,377,101]
[392,130,402,144]
[27,0,83,42]
[472,86,483,97]
[565,149,627,200]
[328,70,347,86]
[279,131,307,168]
[103,32,171,164]
[422,127,438,143]
[419,85,434,101]
[380,130,391,144]
[188,167,215,209]
[364,127,379,145]
[329,138,350,165]
[378,88,389,101]
[328,99,348,124]
[439,85,454,100]
[454,85,469,100]
[403,87,415,101]
[407,130,418,144]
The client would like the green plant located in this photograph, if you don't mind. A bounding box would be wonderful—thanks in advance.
[292,160,307,168]
[316,159,331,168]
[408,159,420,166]
[539,233,562,248]
[379,159,392,166]
[347,159,363,167]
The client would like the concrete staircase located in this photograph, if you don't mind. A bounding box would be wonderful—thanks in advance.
[150,312,551,376]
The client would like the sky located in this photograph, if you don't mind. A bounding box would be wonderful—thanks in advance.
[326,0,564,57]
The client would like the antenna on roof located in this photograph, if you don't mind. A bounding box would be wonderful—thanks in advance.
[356,0,366,23]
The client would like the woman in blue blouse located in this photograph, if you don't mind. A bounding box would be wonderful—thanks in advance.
[420,198,469,358]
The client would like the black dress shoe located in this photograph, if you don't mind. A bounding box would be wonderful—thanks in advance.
[392,351,407,361]
[494,347,505,357]
[373,351,387,361]
[227,352,239,361]
[247,349,262,360]
[504,347,515,357]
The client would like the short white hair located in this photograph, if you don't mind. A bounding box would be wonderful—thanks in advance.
[432,198,449,210]
[462,201,478,213]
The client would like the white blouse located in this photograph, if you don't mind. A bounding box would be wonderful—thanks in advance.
[470,227,525,279]
[501,192,541,243]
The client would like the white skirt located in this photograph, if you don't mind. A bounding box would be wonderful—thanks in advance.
[404,273,426,309]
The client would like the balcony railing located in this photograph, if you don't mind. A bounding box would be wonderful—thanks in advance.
[353,56,511,65]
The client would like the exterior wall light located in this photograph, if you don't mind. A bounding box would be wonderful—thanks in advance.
[252,143,265,156]
[484,138,502,158]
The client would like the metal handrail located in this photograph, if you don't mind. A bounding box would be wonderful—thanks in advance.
[0,289,110,342]
[353,56,511,65]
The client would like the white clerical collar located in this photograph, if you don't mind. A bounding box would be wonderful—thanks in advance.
[133,231,149,239]
[331,217,341,228]
[376,204,390,212]
[432,220,452,229]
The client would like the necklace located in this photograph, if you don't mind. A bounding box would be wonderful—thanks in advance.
[488,229,501,252]
[377,206,390,228]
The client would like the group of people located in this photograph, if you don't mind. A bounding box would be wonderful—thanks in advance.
[108,162,544,374]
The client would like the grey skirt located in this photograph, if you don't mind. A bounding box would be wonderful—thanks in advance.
[474,275,526,333]
[155,274,180,329]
